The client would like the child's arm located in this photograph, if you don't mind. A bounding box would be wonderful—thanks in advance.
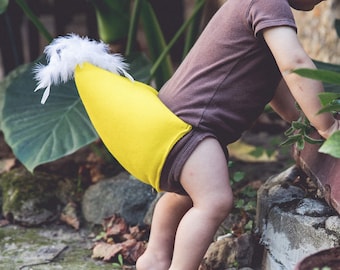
[263,26,339,139]
[270,78,300,123]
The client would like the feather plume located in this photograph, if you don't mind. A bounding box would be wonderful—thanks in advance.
[33,33,133,104]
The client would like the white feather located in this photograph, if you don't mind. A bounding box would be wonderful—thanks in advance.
[33,33,134,104]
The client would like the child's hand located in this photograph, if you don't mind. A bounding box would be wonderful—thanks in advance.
[317,119,340,139]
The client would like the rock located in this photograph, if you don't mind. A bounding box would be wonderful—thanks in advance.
[256,166,305,231]
[295,198,334,217]
[257,166,340,270]
[0,224,115,270]
[200,236,237,270]
[0,168,66,226]
[293,0,340,64]
[82,172,156,225]
[325,215,340,235]
[143,192,164,225]
[200,233,255,270]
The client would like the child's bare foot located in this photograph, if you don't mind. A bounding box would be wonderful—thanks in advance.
[136,250,171,270]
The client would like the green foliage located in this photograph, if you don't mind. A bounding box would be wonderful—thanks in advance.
[112,254,124,269]
[285,61,340,158]
[319,130,340,158]
[0,59,98,171]
[235,198,256,211]
[89,0,130,43]
[293,67,340,85]
[249,136,283,159]
[317,92,340,114]
[139,0,173,87]
[0,0,8,14]
[281,115,324,151]
[228,162,257,213]
[15,0,53,42]
[230,170,246,185]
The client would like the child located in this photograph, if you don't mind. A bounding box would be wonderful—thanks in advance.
[136,0,339,269]
[34,0,339,269]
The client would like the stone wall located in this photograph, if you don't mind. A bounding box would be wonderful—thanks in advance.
[293,0,340,64]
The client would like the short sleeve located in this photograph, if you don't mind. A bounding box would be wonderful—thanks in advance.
[247,0,297,37]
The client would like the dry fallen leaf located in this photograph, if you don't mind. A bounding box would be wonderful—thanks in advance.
[92,214,149,265]
[0,219,10,227]
[60,202,80,230]
[0,158,16,174]
[121,239,146,264]
[228,140,278,162]
[104,215,128,238]
[92,242,123,261]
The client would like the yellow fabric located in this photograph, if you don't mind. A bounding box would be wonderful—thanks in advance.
[74,63,192,191]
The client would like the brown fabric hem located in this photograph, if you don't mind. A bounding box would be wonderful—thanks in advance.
[159,129,221,195]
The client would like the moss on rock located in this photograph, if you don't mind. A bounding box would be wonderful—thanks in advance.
[0,168,63,225]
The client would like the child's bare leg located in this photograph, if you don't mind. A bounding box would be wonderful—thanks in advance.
[169,137,233,270]
[136,192,192,270]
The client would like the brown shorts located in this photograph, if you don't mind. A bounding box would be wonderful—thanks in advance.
[159,129,229,195]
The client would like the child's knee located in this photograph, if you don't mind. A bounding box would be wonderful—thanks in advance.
[209,193,234,217]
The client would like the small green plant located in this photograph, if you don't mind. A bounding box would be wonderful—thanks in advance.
[93,231,106,242]
[282,64,340,158]
[112,254,124,269]
[230,170,246,186]
[281,114,324,150]
[235,198,256,211]
[228,162,257,213]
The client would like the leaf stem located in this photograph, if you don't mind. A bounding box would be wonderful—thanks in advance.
[15,0,53,42]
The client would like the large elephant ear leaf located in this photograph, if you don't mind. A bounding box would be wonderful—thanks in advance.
[0,58,98,172]
[0,0,8,14]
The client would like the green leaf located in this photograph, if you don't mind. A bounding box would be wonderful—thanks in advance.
[293,68,340,85]
[90,0,130,43]
[0,58,98,172]
[117,254,124,265]
[16,0,53,42]
[232,171,245,183]
[318,92,340,106]
[249,146,265,158]
[182,0,206,58]
[317,103,340,114]
[0,0,8,14]
[296,137,305,150]
[125,0,143,55]
[291,120,307,130]
[126,52,152,83]
[303,134,324,145]
[314,60,340,73]
[284,126,295,136]
[280,134,301,146]
[319,131,340,158]
[140,0,173,88]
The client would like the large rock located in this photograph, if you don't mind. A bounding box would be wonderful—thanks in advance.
[200,233,255,270]
[256,166,340,270]
[0,168,69,226]
[82,172,156,225]
[293,0,340,64]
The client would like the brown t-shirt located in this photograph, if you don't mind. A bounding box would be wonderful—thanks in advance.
[158,0,297,145]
